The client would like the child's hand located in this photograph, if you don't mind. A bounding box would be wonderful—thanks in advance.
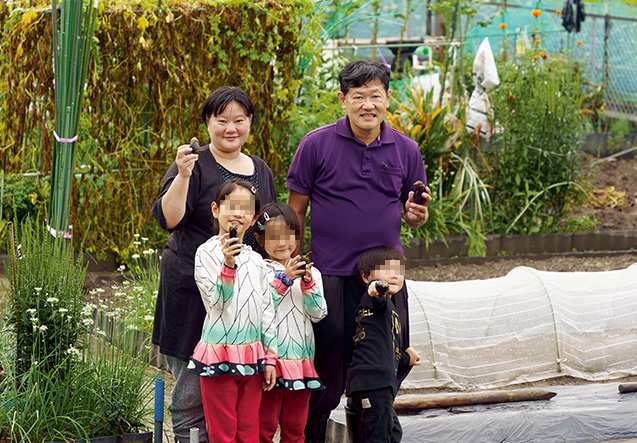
[221,233,242,268]
[263,365,276,391]
[301,262,314,285]
[406,347,421,366]
[368,280,389,298]
[284,255,306,282]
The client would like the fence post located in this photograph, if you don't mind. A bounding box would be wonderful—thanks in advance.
[154,373,164,443]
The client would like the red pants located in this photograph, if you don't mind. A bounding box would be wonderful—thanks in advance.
[200,374,263,443]
[259,388,311,443]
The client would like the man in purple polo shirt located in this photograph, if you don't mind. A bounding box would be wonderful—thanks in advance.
[287,60,432,442]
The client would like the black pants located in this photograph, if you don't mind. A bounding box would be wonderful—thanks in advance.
[349,387,402,443]
[305,275,411,442]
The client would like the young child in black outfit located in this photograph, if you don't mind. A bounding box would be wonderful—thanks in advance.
[345,245,421,443]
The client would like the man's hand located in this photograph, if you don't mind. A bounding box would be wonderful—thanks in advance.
[263,365,276,391]
[404,185,432,228]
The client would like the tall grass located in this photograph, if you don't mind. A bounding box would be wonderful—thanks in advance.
[0,221,153,441]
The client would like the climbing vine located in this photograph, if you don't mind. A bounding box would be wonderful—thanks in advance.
[0,0,309,256]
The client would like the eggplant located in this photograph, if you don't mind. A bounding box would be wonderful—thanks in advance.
[375,280,390,296]
[189,136,201,155]
[413,180,427,205]
[296,257,309,270]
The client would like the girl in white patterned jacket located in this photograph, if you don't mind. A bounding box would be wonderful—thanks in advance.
[254,202,328,443]
[188,179,277,443]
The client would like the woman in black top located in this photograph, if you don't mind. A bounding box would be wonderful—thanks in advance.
[151,86,277,443]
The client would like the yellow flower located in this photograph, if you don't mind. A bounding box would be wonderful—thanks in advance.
[137,16,149,31]
[535,39,541,44]
[531,8,542,17]
[499,23,507,29]
[532,54,539,60]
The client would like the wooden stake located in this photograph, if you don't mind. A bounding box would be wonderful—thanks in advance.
[618,384,637,394]
[394,389,557,412]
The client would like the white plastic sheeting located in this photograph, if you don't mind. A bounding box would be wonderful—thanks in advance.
[404,263,637,390]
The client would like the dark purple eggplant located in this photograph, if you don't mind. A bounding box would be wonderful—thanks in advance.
[228,223,239,255]
[189,136,201,155]
[413,180,427,205]
[228,223,238,239]
[375,280,389,296]
[296,257,309,270]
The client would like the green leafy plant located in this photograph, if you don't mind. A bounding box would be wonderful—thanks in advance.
[489,51,585,234]
[388,80,491,255]
[0,174,46,223]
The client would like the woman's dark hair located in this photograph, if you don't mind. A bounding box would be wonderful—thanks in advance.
[211,178,261,235]
[356,245,405,283]
[201,86,254,125]
[338,60,391,97]
[253,203,301,259]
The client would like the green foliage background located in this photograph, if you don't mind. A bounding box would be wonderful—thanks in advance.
[0,0,307,256]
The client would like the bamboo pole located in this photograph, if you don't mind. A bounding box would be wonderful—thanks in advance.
[394,389,557,411]
[49,0,97,237]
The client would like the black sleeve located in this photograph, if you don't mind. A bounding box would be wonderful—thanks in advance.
[365,279,388,311]
[398,350,411,368]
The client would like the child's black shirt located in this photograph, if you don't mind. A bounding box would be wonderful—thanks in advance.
[345,284,411,397]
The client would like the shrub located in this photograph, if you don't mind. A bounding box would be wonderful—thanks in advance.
[488,52,585,234]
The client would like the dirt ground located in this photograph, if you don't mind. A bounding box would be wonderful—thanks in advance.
[406,152,637,282]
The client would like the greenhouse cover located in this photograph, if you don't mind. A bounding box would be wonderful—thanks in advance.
[404,264,637,390]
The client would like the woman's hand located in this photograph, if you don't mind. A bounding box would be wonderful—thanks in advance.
[176,144,199,178]
[221,233,242,268]
[263,365,276,391]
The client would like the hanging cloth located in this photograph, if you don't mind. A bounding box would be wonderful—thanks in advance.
[562,0,587,33]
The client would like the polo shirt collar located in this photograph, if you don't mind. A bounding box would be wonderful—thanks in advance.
[336,116,397,146]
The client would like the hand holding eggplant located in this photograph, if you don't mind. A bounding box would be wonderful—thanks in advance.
[405,180,431,226]
[369,280,390,298]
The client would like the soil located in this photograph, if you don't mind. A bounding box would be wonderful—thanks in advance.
[406,152,637,282]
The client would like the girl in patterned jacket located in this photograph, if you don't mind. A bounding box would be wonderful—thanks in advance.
[254,203,328,443]
[188,179,277,443]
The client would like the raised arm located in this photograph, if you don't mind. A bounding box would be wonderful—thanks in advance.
[161,144,199,229]
[195,240,236,311]
[288,190,310,257]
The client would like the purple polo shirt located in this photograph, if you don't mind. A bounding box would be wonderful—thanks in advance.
[286,116,426,276]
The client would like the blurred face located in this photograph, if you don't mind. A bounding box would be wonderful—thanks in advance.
[362,259,405,296]
[211,187,257,239]
[263,217,297,265]
[206,101,252,155]
[338,79,391,143]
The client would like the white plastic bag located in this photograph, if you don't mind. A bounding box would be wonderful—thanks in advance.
[466,38,500,140]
